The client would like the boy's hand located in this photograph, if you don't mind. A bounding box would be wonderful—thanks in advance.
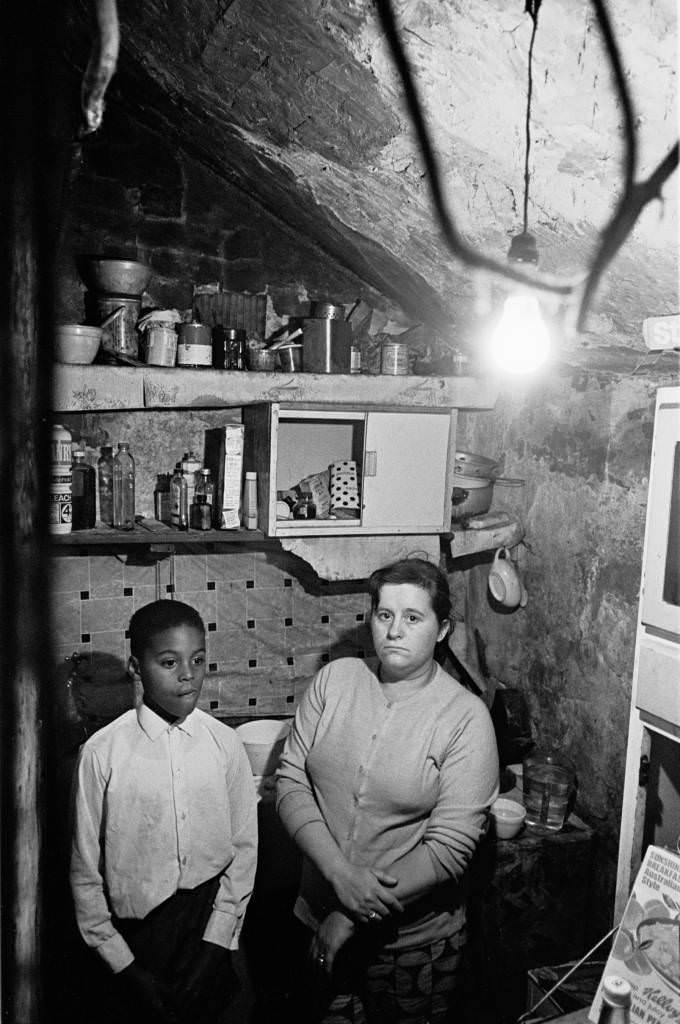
[175,941,239,1016]
[119,960,179,1023]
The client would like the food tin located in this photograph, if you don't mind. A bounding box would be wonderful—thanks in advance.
[176,322,212,367]
[145,324,177,366]
[380,342,409,375]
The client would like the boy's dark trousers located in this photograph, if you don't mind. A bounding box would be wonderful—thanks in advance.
[111,875,239,1024]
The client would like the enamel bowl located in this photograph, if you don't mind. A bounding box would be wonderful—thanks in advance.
[54,324,103,364]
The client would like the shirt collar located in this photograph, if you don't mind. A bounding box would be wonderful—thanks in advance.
[137,701,196,739]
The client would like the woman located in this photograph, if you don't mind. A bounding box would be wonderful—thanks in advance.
[276,557,499,1024]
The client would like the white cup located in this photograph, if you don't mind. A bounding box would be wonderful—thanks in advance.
[488,547,527,608]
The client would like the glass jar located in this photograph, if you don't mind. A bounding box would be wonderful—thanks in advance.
[522,750,575,833]
[97,445,114,526]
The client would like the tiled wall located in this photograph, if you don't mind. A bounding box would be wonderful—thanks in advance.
[51,547,373,720]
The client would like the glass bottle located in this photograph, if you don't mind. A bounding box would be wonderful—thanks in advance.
[170,462,188,530]
[190,469,213,531]
[181,450,202,509]
[71,450,96,530]
[112,442,135,531]
[598,975,631,1024]
[154,473,171,523]
[97,445,114,526]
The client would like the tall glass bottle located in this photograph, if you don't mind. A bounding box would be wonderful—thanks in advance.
[97,445,114,525]
[112,442,135,530]
[71,450,96,530]
[170,462,188,530]
[190,468,213,530]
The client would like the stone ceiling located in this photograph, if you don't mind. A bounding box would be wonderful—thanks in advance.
[67,0,678,372]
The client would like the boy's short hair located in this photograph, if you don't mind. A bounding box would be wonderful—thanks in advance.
[129,600,205,658]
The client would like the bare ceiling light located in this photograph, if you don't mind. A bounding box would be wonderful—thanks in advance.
[486,0,551,374]
[375,0,679,344]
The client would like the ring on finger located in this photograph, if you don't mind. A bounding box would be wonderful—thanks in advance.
[368,910,379,921]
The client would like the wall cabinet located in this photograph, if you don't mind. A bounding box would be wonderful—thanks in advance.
[243,403,455,537]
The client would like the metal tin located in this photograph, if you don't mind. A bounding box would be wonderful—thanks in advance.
[86,293,141,359]
[145,325,177,366]
[310,301,345,320]
[302,318,351,373]
[380,342,409,375]
[177,323,212,367]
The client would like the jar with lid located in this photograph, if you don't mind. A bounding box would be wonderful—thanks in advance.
[112,442,135,531]
[71,450,96,530]
[97,445,114,525]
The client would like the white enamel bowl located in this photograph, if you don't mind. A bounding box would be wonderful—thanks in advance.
[55,324,102,364]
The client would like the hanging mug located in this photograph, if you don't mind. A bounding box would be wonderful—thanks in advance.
[488,547,527,608]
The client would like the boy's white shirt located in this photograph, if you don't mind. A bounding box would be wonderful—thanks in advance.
[70,703,258,973]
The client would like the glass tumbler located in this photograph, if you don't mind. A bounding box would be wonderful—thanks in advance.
[522,750,575,833]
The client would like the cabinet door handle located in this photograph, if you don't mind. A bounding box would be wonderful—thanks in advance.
[365,451,377,476]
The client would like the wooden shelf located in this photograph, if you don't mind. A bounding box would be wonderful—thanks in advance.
[51,523,275,549]
[447,515,524,558]
[52,365,498,413]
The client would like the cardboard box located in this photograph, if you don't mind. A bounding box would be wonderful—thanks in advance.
[204,424,245,530]
[589,845,680,1022]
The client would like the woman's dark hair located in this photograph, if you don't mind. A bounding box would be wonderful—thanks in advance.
[368,558,452,623]
[129,600,205,658]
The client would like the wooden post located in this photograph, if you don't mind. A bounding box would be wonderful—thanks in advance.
[0,2,72,1020]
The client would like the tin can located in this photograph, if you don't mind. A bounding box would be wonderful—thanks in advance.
[380,342,409,375]
[177,323,212,367]
[146,325,177,366]
[49,424,72,534]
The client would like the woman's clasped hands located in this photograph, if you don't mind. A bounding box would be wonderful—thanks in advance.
[330,861,404,925]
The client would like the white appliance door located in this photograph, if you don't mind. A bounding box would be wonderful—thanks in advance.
[640,389,680,637]
[361,412,450,532]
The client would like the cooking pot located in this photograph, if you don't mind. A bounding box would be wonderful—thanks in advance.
[451,473,494,521]
[454,450,500,478]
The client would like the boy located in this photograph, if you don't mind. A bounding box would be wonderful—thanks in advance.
[70,599,258,1024]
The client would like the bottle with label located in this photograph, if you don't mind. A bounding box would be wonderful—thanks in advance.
[154,473,172,523]
[181,451,202,509]
[112,442,135,531]
[97,445,114,525]
[598,976,631,1024]
[49,424,73,535]
[71,450,96,530]
[190,469,213,531]
[243,471,258,530]
[170,462,189,530]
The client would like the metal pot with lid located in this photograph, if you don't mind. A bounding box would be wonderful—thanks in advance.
[302,300,351,373]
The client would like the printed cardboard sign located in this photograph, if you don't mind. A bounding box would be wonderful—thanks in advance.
[589,845,680,1023]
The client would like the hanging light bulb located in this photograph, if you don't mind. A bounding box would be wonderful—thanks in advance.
[485,2,552,375]
[488,292,551,374]
[486,229,551,374]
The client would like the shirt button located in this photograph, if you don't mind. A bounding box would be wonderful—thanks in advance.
[182,855,187,865]
[371,733,377,740]
[386,702,393,709]
[181,812,187,821]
